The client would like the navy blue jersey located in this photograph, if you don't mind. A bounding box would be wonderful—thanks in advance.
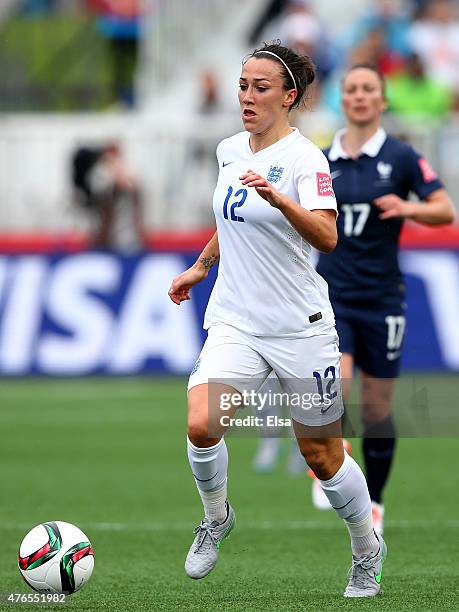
[317,129,443,302]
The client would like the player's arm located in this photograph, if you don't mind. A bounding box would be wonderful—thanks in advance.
[274,202,337,253]
[168,232,219,304]
[195,231,220,271]
[374,189,456,225]
[240,171,337,253]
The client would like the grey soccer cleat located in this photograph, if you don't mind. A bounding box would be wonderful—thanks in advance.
[184,502,235,579]
[344,534,387,597]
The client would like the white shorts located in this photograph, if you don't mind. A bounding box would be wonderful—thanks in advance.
[188,324,344,427]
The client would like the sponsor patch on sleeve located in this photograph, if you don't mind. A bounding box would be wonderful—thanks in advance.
[316,172,335,197]
[418,158,438,183]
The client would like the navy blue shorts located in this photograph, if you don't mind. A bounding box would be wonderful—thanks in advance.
[331,297,407,378]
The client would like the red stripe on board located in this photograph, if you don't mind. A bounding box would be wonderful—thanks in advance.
[0,233,89,254]
[0,225,458,253]
[146,229,215,251]
[399,222,459,248]
[0,230,215,254]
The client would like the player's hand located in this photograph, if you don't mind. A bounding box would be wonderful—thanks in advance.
[240,170,284,208]
[374,194,415,220]
[168,265,207,305]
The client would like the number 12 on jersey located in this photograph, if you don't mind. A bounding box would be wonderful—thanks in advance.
[223,186,247,222]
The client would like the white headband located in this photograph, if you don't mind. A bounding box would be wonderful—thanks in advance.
[254,50,297,91]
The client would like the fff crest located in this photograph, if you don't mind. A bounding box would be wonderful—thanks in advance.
[377,161,392,180]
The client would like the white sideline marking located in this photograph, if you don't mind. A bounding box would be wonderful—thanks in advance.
[2,520,459,532]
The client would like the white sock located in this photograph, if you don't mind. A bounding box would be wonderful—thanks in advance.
[198,484,228,524]
[187,437,228,523]
[319,452,379,556]
[346,516,379,557]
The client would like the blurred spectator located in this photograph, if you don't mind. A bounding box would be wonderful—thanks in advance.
[72,142,145,250]
[197,69,221,116]
[320,24,405,114]
[411,0,431,19]
[346,0,412,58]
[388,52,453,117]
[408,0,459,107]
[20,0,55,13]
[247,0,289,46]
[180,69,225,224]
[87,0,143,107]
[20,0,80,14]
[1,0,23,20]
[277,0,336,89]
[190,69,223,172]
[248,0,336,86]
[349,27,405,77]
[278,1,321,55]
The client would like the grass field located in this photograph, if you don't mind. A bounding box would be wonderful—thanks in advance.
[1,377,458,611]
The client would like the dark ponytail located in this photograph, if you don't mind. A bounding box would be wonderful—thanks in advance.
[246,40,315,110]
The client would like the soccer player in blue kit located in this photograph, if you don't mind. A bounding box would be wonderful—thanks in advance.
[170,44,388,597]
[315,64,455,533]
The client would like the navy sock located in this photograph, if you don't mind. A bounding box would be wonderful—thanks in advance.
[362,415,396,504]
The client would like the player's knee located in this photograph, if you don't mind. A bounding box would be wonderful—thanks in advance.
[187,418,215,447]
[301,445,335,480]
[361,401,391,424]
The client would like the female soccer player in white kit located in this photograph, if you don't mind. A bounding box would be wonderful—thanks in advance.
[169,42,386,598]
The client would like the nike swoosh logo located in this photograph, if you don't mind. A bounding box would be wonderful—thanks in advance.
[320,400,336,414]
[331,496,355,510]
[193,472,217,482]
[331,170,342,180]
[386,351,401,361]
[374,560,383,584]
[222,161,234,167]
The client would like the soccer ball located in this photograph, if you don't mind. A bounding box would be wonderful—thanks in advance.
[18,521,94,595]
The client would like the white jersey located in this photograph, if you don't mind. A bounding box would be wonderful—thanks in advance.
[204,128,337,337]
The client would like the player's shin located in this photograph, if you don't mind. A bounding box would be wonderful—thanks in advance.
[319,453,379,556]
[187,437,228,523]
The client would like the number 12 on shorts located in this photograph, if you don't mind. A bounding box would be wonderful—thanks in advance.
[313,366,338,403]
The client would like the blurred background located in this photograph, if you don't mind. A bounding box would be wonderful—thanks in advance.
[0,0,458,376]
[1,3,459,609]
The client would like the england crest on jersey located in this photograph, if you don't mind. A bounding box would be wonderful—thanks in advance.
[267,165,284,183]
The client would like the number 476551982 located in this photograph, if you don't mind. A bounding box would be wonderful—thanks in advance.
[3,592,67,604]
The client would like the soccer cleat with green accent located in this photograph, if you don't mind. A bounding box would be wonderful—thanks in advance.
[184,503,235,579]
[344,534,387,598]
